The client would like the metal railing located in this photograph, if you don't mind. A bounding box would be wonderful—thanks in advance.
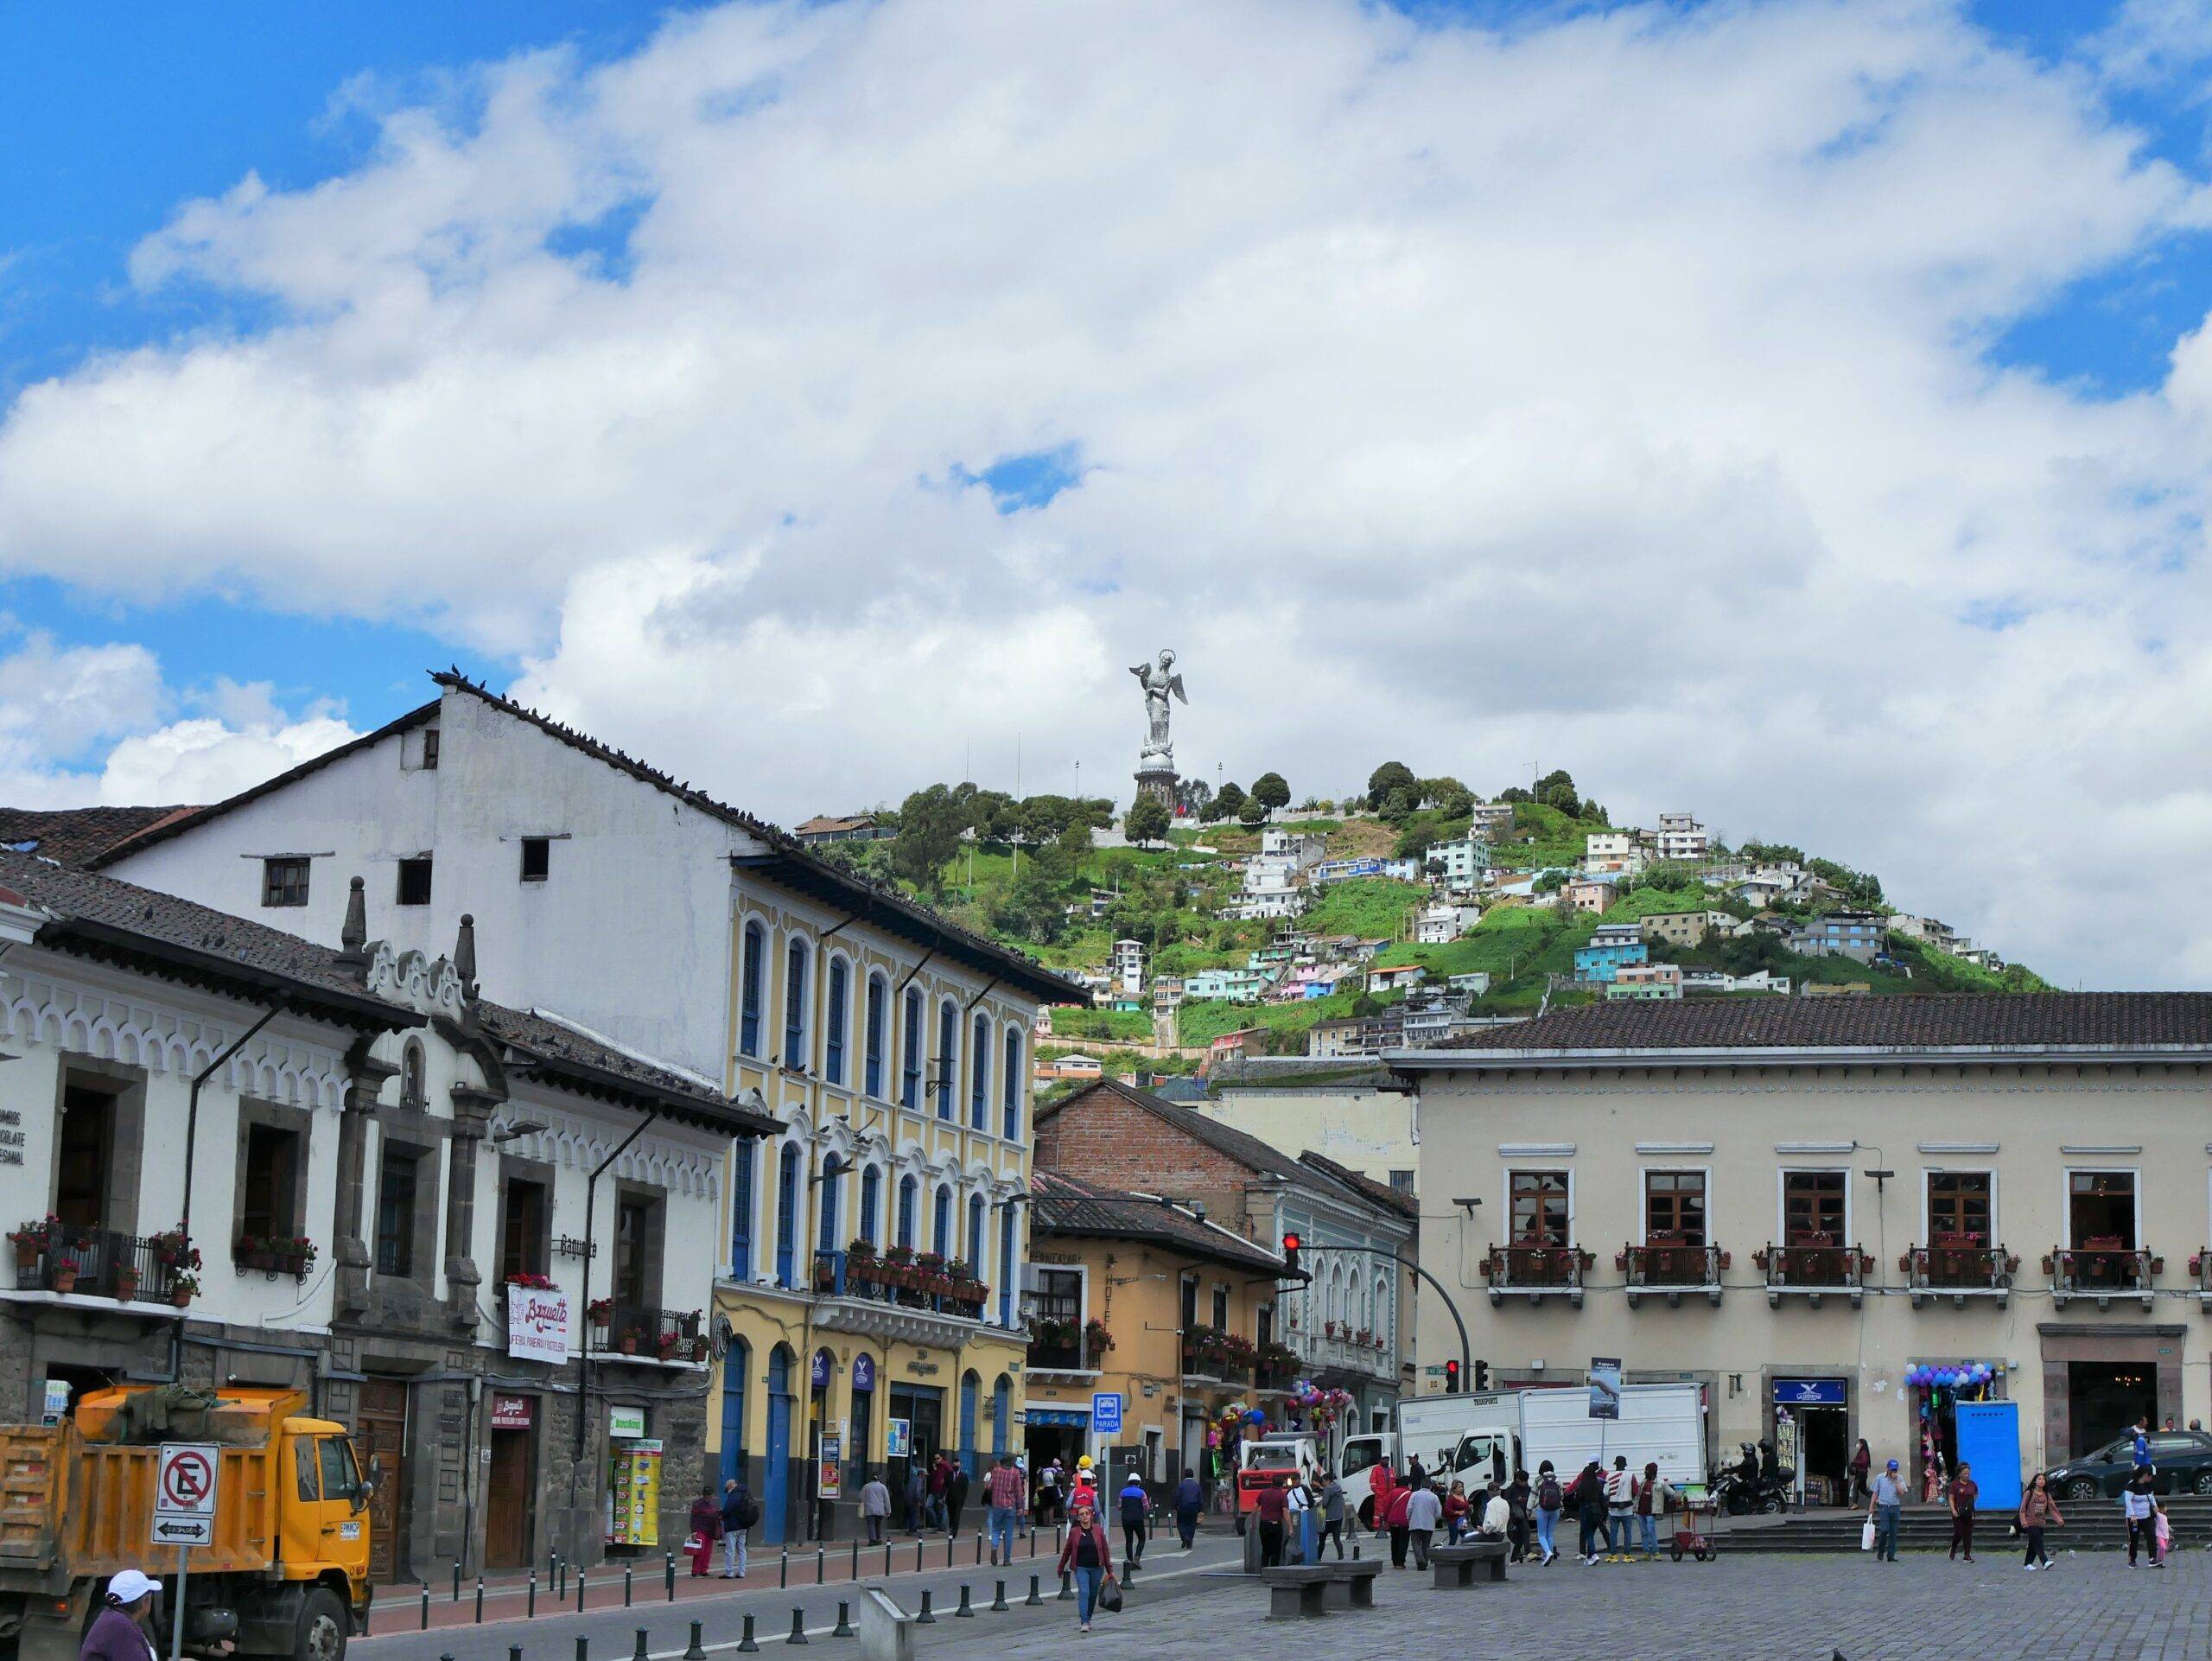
[1484,1244,1592,1293]
[15,1227,176,1301]
[1759,1243,1873,1292]
[2050,1246,2158,1297]
[813,1251,988,1321]
[1620,1241,1725,1289]
[1903,1241,2016,1295]
[600,1301,702,1358]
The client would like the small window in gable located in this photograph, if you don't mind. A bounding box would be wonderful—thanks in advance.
[519,837,550,881]
[397,856,433,907]
[262,856,310,907]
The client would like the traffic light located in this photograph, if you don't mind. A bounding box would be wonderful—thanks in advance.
[1281,1231,1302,1279]
[1474,1360,1491,1391]
[1443,1359,1461,1393]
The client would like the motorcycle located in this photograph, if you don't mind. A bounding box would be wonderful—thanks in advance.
[1713,1442,1796,1515]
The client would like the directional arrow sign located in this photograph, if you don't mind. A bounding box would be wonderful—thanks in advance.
[154,1517,213,1545]
[153,1442,220,1551]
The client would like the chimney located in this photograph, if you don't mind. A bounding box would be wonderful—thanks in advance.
[454,913,478,1002]
[337,875,368,971]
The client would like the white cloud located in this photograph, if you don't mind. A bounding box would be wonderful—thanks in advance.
[0,0,2209,985]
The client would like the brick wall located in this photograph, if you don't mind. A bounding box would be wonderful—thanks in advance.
[1036,1084,1262,1236]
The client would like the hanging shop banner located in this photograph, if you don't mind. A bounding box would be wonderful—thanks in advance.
[1772,1378,1847,1407]
[491,1394,535,1430]
[812,1349,834,1391]
[853,1354,875,1392]
[506,1286,571,1363]
[819,1432,842,1500]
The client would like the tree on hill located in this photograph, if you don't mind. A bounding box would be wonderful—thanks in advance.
[1125,794,1172,847]
[1214,781,1247,821]
[1379,786,1414,824]
[1251,772,1291,818]
[1367,761,1417,809]
[1497,786,1533,804]
[1435,784,1475,818]
[1536,768,1580,815]
[891,784,964,895]
[1238,795,1268,825]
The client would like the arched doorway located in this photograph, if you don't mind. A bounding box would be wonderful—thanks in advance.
[721,1339,751,1486]
[959,1371,981,1478]
[765,1346,794,1545]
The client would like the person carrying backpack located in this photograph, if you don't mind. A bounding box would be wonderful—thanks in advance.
[719,1476,757,1578]
[1534,1461,1563,1565]
[1573,1460,1608,1563]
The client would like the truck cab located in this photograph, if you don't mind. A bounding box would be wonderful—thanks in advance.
[1234,1432,1321,1524]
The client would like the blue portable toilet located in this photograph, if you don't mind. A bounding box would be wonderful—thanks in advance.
[1954,1400,2022,1513]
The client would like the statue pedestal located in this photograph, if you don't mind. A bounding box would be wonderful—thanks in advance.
[1135,764,1179,809]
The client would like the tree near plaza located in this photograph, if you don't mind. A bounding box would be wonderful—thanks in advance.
[1214,781,1247,821]
[1125,794,1172,848]
[1238,796,1267,825]
[1250,772,1291,818]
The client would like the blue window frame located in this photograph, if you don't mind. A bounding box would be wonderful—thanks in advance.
[997,1207,1015,1327]
[775,1143,799,1289]
[932,1184,951,1257]
[720,1340,750,1484]
[860,1166,881,1244]
[1001,1028,1021,1142]
[739,921,766,1058]
[730,1139,756,1280]
[825,958,849,1085]
[897,1175,917,1249]
[966,1193,984,1274]
[783,940,809,1070]
[969,1012,989,1129]
[900,989,923,1109]
[817,1158,841,1252]
[865,975,887,1098]
[936,1002,957,1120]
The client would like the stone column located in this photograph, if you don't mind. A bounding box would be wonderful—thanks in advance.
[334,1047,396,1322]
[445,1088,499,1332]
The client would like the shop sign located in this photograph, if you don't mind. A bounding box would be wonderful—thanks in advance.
[1772,1378,1847,1407]
[852,1355,875,1392]
[811,1349,833,1390]
[819,1432,842,1499]
[608,1406,647,1439]
[0,1107,24,1167]
[491,1394,534,1429]
[506,1286,571,1363]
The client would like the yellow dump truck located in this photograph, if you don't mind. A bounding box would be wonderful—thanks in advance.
[0,1385,373,1661]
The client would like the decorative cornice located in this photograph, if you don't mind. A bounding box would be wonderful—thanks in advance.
[365,940,470,1023]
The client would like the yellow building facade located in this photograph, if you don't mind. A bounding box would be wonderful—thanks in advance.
[707,853,1072,1542]
[1023,1171,1289,1491]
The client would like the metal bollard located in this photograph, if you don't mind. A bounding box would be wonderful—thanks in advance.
[1028,1527,1037,1559]
[1351,1542,1361,1561]
[632,1627,649,1661]
[576,1638,589,1661]
[779,1552,789,1590]
[944,1533,954,1569]
[684,1620,707,1661]
[990,1579,1008,1613]
[1025,1574,1041,1607]
[454,1562,463,1602]
[816,1545,825,1585]
[665,1550,676,1602]
[832,1602,854,1639]
[1057,1570,1072,1601]
[914,1541,923,1574]
[737,1614,760,1654]
[576,1569,587,1613]
[624,1564,633,1608]
[916,1590,937,1625]
[884,1543,893,1578]
[786,1608,810,1646]
[511,1646,523,1661]
[953,1583,974,1619]
[475,1576,486,1624]
[529,1569,537,1620]
[420,1588,430,1632]
[975,1531,985,1566]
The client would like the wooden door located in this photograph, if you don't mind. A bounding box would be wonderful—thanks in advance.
[485,1431,532,1570]
[356,1379,410,1584]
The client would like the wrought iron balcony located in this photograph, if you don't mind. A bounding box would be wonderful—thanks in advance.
[595,1301,706,1362]
[1618,1240,1726,1307]
[808,1251,995,1346]
[11,1227,178,1304]
[1901,1240,2017,1308]
[2048,1244,2158,1309]
[1756,1241,1873,1308]
[1483,1243,1594,1307]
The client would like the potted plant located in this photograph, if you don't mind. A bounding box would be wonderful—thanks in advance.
[678,1309,702,1340]
[691,1335,710,1363]
[51,1254,79,1295]
[848,1237,877,1262]
[273,1238,317,1278]
[1084,1318,1115,1364]
[588,1297,613,1335]
[8,1214,58,1271]
[505,1270,555,1292]
[170,1271,200,1308]
[656,1329,681,1360]
[116,1264,140,1301]
[620,1327,642,1356]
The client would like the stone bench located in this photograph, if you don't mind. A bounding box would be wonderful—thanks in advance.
[1429,1540,1509,1589]
[854,1585,916,1661]
[1258,1561,1382,1620]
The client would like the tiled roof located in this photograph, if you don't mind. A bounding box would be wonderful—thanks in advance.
[92,671,1079,1005]
[1408,993,2212,1056]
[0,850,768,1130]
[1298,1151,1418,1219]
[0,805,196,868]
[1031,1170,1285,1272]
[796,815,877,835]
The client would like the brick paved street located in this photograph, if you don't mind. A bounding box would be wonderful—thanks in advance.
[898,1548,2212,1661]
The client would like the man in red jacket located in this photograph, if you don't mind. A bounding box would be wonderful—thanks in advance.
[1254,1479,1290,1568]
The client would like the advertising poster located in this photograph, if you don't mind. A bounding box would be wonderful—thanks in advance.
[607,1438,663,1545]
[886,1417,911,1459]
[1587,1357,1623,1420]
[506,1287,571,1362]
[819,1431,842,1499]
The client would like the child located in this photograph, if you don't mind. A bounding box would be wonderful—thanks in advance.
[2153,1498,2171,1569]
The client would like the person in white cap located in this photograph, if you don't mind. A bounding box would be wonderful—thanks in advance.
[81,1570,160,1661]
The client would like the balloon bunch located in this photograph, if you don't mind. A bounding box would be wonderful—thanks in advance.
[1906,1362,1993,1390]
[1286,1380,1355,1429]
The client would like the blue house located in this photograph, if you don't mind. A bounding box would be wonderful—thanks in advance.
[1574,923,1649,983]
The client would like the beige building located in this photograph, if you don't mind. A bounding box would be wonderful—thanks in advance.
[1391,994,2212,1505]
[1198,1074,1418,1195]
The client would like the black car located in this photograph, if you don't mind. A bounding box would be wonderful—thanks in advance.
[2047,1431,2212,1501]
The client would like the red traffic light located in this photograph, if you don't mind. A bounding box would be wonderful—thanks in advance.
[1445,1359,1462,1391]
[1281,1231,1300,1252]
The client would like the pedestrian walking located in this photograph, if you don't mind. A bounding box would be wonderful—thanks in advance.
[720,1475,757,1576]
[1286,1472,1315,1565]
[1848,1439,1872,1509]
[1442,1480,1470,1544]
[1119,1469,1149,1568]
[904,1464,926,1535]
[2125,1465,2157,1566]
[1384,1478,1413,1569]
[1604,1456,1636,1562]
[80,1571,160,1661]
[1477,1480,1510,1541]
[1946,1461,1977,1562]
[2132,1416,2153,1472]
[1535,1460,1563,1565]
[859,1470,889,1549]
[1318,1468,1346,1560]
[1254,1473,1290,1569]
[1405,1478,1442,1570]
[2152,1498,2171,1568]
[1504,1467,1532,1562]
[1174,1467,1205,1550]
[1071,1454,1100,1514]
[945,1458,970,1536]
[687,1486,722,1576]
[1636,1461,1670,1561]
[1407,1453,1428,1493]
[1868,1459,1904,1563]
[1055,1499,1118,1635]
[2018,1471,2063,1570]
[1573,1460,1607,1564]
[986,1452,1026,1565]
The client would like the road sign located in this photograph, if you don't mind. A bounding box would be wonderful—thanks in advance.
[153,1442,219,1549]
[1090,1392,1122,1435]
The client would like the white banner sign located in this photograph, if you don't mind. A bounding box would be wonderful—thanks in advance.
[506,1287,571,1362]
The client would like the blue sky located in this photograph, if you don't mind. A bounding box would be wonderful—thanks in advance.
[4,0,2212,986]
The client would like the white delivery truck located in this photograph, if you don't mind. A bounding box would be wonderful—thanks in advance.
[1339,1393,1517,1525]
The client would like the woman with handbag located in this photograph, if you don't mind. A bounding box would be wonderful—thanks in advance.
[1056,1498,1119,1633]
